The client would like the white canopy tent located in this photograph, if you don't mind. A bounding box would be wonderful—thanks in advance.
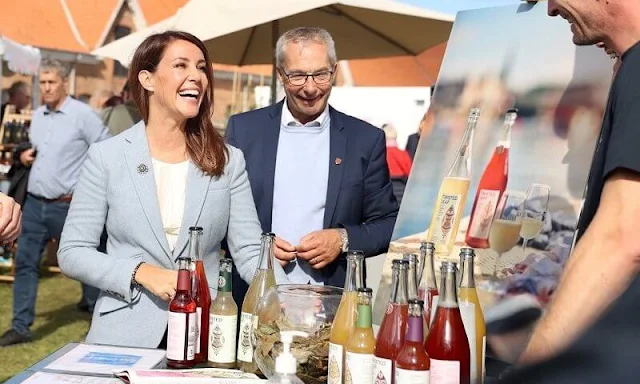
[93,0,454,102]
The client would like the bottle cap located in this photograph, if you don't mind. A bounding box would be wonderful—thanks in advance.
[275,331,308,375]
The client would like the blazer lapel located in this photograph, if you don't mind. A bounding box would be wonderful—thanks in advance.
[261,102,283,230]
[324,108,347,228]
[172,163,212,259]
[123,123,172,260]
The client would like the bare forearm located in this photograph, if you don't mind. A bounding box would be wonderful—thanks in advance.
[519,232,637,364]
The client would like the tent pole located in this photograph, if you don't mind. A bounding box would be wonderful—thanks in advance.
[270,20,279,104]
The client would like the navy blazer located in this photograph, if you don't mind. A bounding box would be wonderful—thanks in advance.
[225,101,399,287]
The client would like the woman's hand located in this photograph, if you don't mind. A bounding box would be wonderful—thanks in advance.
[134,263,178,302]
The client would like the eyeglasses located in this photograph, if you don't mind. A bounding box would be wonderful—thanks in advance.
[281,70,334,86]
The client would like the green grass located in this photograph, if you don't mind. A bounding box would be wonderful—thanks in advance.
[0,272,91,382]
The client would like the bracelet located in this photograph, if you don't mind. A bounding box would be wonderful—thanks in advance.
[131,262,145,288]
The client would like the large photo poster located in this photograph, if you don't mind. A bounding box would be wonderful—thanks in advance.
[372,3,614,324]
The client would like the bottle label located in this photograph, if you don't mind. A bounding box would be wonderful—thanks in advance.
[345,351,373,384]
[166,311,196,361]
[468,189,501,240]
[372,356,393,384]
[196,307,202,354]
[328,342,344,384]
[396,368,430,384]
[237,311,254,363]
[208,314,237,364]
[430,359,460,384]
[430,193,463,247]
[459,301,478,383]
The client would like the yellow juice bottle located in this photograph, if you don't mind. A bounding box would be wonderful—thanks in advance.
[458,248,487,384]
[345,288,376,384]
[328,251,364,384]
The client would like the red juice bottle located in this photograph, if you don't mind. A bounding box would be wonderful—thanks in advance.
[167,256,198,369]
[418,242,439,328]
[373,259,409,384]
[465,109,517,249]
[425,261,470,384]
[189,226,211,364]
[395,299,430,382]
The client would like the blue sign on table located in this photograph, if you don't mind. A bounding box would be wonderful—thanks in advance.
[78,352,142,366]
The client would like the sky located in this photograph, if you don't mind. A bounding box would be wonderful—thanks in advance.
[400,0,522,16]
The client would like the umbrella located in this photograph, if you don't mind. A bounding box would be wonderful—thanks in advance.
[93,0,453,102]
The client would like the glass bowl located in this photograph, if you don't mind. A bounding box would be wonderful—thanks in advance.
[253,284,343,384]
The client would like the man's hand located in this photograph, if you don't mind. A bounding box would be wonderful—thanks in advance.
[19,148,35,167]
[0,193,21,244]
[274,237,297,267]
[296,229,342,269]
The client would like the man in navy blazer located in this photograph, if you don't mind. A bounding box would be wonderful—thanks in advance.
[226,27,398,290]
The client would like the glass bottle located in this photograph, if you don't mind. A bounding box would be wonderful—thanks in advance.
[344,288,375,384]
[237,233,277,374]
[167,256,198,369]
[403,253,419,300]
[208,257,238,369]
[418,242,439,327]
[395,299,430,382]
[188,226,210,363]
[328,251,364,384]
[373,259,409,384]
[466,109,517,249]
[426,108,481,256]
[425,262,471,384]
[458,248,486,384]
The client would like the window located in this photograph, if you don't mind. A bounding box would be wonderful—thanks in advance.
[112,26,131,77]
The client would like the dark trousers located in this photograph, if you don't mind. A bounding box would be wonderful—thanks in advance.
[12,195,100,336]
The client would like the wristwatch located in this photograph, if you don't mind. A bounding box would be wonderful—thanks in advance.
[337,228,349,253]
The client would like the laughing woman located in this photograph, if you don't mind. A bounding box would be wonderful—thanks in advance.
[57,31,288,348]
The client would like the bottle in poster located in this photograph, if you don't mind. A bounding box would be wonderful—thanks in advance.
[167,257,198,369]
[426,108,481,256]
[466,108,517,249]
[328,251,365,384]
[208,257,238,369]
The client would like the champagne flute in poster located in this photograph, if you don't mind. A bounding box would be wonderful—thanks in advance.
[521,183,551,251]
[489,190,525,277]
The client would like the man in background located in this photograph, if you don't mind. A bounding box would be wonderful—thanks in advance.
[0,59,110,347]
[1,81,31,119]
[226,27,398,291]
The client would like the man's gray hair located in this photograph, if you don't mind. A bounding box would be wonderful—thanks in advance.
[40,59,70,80]
[275,27,337,69]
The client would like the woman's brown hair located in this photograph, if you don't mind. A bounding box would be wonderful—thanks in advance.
[128,30,227,176]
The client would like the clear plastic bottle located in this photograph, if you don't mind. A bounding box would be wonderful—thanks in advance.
[267,331,308,384]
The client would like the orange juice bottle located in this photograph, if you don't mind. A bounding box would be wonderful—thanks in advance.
[328,251,364,384]
[344,288,376,383]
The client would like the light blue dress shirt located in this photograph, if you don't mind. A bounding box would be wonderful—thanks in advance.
[28,96,111,199]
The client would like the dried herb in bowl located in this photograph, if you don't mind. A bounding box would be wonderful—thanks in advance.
[254,316,332,384]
